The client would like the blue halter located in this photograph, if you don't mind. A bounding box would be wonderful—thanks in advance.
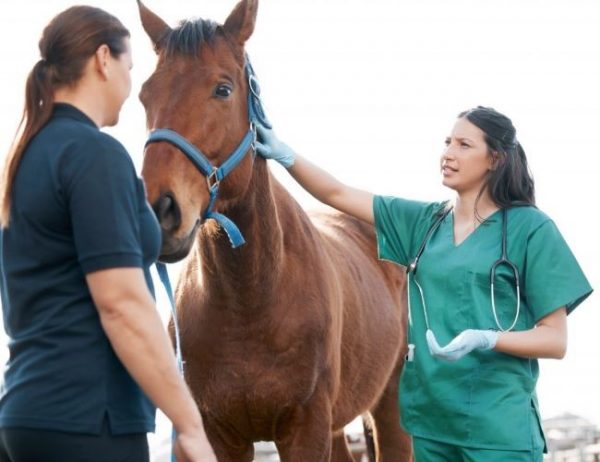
[145,57,271,248]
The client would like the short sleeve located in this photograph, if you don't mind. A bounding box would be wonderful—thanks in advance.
[373,195,441,266]
[524,220,592,320]
[62,138,143,274]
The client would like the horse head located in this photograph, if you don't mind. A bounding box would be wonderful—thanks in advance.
[137,0,261,262]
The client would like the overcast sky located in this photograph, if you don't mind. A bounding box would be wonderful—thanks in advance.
[1,0,599,433]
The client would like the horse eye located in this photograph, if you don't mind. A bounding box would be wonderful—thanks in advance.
[214,84,233,99]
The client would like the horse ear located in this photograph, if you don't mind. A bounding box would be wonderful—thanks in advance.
[137,0,171,53]
[223,0,258,46]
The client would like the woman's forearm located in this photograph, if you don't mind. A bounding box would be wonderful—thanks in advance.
[99,296,202,433]
[288,155,374,223]
[494,307,567,359]
[87,268,203,434]
[288,155,346,205]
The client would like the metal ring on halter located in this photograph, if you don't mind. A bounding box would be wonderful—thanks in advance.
[206,168,220,191]
[248,74,261,98]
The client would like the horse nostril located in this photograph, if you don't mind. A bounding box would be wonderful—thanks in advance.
[153,193,181,232]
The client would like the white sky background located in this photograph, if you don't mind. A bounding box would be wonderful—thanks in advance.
[0,0,599,438]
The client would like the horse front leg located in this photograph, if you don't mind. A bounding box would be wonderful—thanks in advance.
[275,387,333,462]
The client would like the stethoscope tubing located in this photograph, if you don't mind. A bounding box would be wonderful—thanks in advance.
[407,207,521,342]
[489,209,521,331]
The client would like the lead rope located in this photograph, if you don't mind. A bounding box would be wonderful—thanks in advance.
[156,262,183,462]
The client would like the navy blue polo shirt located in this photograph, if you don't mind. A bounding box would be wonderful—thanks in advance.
[0,103,161,435]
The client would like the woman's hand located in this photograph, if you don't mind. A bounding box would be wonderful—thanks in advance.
[426,329,498,361]
[174,427,217,462]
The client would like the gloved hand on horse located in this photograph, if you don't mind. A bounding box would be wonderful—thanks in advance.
[255,125,296,168]
[426,329,498,361]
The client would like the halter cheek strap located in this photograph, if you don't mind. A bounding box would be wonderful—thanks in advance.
[144,57,271,248]
[145,127,254,247]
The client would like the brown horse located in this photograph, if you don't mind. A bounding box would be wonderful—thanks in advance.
[137,1,412,460]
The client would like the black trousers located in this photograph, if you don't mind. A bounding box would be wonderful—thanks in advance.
[0,418,149,462]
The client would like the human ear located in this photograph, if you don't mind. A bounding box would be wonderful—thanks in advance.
[489,151,505,171]
[94,44,112,80]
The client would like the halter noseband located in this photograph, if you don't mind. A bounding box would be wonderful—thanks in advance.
[145,57,271,248]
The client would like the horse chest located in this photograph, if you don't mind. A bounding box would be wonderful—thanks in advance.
[194,352,322,439]
[202,347,322,401]
[188,326,326,424]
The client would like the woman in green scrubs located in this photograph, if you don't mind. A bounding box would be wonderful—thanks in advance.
[255,106,592,461]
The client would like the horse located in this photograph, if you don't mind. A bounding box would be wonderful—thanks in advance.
[136,1,412,460]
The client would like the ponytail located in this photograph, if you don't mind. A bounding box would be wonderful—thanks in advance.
[0,60,55,227]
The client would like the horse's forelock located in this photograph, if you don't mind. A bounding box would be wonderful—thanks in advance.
[163,18,220,56]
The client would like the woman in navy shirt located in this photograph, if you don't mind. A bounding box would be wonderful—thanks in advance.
[0,6,215,461]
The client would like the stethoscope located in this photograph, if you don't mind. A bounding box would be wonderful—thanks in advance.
[405,206,520,362]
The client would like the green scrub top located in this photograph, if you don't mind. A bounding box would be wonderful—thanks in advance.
[373,196,592,451]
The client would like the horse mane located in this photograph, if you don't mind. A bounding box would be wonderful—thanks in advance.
[163,18,219,56]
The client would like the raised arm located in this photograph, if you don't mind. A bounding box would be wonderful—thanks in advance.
[256,125,374,224]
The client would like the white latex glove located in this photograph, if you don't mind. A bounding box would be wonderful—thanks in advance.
[255,125,296,168]
[426,329,498,361]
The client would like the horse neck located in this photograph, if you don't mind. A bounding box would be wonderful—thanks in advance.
[196,157,295,309]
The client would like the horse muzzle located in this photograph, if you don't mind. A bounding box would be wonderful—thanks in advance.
[153,193,200,262]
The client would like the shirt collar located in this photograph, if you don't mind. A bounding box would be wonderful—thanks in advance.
[52,103,97,128]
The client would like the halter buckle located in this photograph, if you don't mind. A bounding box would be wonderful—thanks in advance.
[207,168,220,192]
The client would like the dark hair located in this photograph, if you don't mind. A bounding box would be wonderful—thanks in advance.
[0,6,130,227]
[163,19,219,56]
[458,106,535,211]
